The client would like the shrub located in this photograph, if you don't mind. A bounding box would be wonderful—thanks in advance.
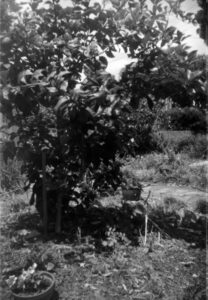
[154,130,207,159]
[0,1,139,226]
[188,134,207,159]
[132,103,156,154]
[159,107,207,133]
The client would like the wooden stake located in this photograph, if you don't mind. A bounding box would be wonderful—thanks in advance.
[144,213,148,245]
[42,150,47,236]
[158,232,161,244]
[144,191,150,246]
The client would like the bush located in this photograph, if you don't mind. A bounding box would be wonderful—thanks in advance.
[0,1,141,225]
[159,107,207,133]
[132,104,157,154]
[188,134,208,159]
[154,130,207,159]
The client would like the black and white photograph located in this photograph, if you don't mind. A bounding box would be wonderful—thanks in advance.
[0,0,207,299]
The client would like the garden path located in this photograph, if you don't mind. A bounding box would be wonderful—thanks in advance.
[142,183,207,211]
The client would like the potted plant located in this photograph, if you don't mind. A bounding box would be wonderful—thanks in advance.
[6,263,55,300]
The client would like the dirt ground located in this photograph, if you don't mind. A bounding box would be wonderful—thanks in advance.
[0,183,207,300]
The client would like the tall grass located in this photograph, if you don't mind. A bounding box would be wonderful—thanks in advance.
[1,158,25,193]
[122,151,207,190]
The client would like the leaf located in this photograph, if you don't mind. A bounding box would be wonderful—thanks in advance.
[99,56,108,68]
[86,107,95,117]
[18,70,33,84]
[89,91,107,105]
[177,30,183,41]
[32,69,44,80]
[54,96,69,112]
[3,63,11,69]
[47,87,57,93]
[105,49,114,58]
[157,21,165,31]
[2,87,9,99]
[47,71,57,80]
[45,262,55,271]
[165,26,176,36]
[60,81,68,92]
[87,129,94,136]
[187,50,197,61]
[187,70,202,81]
[57,71,70,80]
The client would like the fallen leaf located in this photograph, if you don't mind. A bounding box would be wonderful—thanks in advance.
[46,262,55,271]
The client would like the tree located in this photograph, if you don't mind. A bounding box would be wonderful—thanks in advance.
[0,0,138,230]
[112,0,207,109]
[195,0,208,44]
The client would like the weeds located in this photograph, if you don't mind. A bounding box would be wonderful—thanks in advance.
[1,158,25,193]
[122,152,207,190]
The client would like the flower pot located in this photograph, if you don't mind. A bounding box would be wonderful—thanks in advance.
[11,272,55,300]
[122,188,142,201]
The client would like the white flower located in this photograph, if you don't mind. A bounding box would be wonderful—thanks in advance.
[33,263,37,269]
[27,263,37,275]
[20,270,28,281]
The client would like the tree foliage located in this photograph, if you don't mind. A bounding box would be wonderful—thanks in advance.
[114,0,207,109]
[195,0,208,44]
[0,0,207,225]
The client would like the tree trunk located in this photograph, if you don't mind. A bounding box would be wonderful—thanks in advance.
[42,151,48,236]
[55,192,62,234]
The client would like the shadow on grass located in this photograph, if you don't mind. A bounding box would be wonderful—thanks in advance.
[3,198,206,250]
[182,278,206,300]
[150,209,206,248]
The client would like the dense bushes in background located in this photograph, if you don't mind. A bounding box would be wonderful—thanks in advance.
[154,130,207,159]
[159,107,207,133]
[130,102,158,155]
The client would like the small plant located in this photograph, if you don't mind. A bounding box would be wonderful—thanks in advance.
[6,263,52,296]
[102,226,130,250]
